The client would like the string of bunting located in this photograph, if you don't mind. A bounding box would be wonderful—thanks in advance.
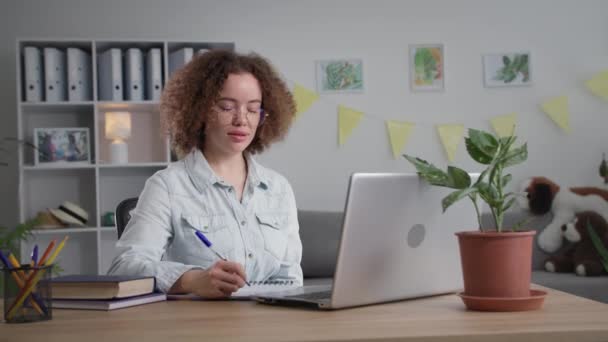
[288,70,608,162]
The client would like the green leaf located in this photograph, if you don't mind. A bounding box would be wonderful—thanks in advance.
[447,166,471,189]
[502,197,516,213]
[468,129,498,158]
[502,143,528,168]
[502,173,512,187]
[442,187,478,212]
[403,155,451,187]
[465,138,493,164]
[587,220,608,273]
[502,55,511,66]
[476,181,500,207]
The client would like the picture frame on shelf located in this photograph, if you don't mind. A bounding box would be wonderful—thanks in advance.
[33,127,91,165]
[409,44,445,92]
[315,59,364,94]
[482,52,532,88]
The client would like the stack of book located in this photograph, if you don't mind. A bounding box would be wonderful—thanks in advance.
[50,275,165,311]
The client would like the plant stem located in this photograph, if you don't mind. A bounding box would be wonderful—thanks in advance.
[468,195,483,231]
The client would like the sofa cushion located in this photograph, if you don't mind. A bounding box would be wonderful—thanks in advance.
[298,210,342,278]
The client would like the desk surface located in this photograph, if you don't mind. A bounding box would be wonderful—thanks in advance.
[2,286,608,342]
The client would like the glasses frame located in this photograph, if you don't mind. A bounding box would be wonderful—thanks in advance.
[213,102,269,127]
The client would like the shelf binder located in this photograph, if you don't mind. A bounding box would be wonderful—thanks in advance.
[43,47,67,102]
[124,48,144,101]
[23,46,43,102]
[145,48,162,101]
[67,47,92,102]
[169,47,193,76]
[98,48,123,101]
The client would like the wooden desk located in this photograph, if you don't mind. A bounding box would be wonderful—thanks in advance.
[2,286,608,342]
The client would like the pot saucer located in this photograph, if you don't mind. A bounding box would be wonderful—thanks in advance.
[457,289,547,312]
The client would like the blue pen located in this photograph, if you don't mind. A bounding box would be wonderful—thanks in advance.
[31,245,39,266]
[195,230,251,286]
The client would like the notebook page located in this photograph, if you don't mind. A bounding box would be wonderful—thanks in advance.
[232,280,299,298]
[166,280,300,301]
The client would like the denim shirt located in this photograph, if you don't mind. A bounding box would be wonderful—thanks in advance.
[107,149,303,293]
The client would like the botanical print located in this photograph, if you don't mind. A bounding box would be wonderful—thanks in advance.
[410,44,444,91]
[316,59,364,93]
[483,52,531,87]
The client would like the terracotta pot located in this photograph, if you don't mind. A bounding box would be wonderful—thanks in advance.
[455,230,536,298]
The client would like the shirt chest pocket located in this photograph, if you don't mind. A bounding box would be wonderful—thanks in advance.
[256,212,288,260]
[181,214,234,261]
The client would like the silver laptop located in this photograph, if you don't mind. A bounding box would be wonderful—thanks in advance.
[255,172,479,310]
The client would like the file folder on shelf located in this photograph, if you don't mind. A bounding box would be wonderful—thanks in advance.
[23,46,43,102]
[124,48,144,101]
[98,48,123,101]
[169,47,193,76]
[145,48,162,101]
[43,47,67,102]
[67,47,92,102]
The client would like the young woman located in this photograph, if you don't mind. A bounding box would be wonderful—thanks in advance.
[108,50,302,298]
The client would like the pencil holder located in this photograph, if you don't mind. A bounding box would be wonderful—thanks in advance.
[2,264,53,323]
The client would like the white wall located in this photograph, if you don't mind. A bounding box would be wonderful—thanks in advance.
[1,0,607,224]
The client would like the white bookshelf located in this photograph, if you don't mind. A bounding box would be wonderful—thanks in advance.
[16,39,235,275]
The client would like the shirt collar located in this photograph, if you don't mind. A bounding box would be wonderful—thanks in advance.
[184,149,270,194]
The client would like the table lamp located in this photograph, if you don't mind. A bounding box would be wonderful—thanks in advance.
[105,111,131,164]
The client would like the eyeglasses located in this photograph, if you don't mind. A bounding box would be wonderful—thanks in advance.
[214,100,268,126]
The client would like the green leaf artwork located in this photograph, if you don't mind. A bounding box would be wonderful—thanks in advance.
[319,60,363,92]
[484,53,531,87]
[413,46,443,87]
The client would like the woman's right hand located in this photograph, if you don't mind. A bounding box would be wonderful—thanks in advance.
[179,260,247,298]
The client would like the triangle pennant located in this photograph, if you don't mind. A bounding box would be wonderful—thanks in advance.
[338,105,364,146]
[490,113,518,137]
[541,96,571,133]
[585,70,608,101]
[386,120,415,159]
[293,84,319,119]
[436,124,465,162]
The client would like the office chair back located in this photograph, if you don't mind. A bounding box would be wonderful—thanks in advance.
[115,197,138,239]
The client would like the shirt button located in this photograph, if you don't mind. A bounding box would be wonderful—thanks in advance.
[241,220,246,225]
[228,188,233,192]
[248,253,253,258]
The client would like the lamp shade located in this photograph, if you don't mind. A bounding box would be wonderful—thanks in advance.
[105,112,132,140]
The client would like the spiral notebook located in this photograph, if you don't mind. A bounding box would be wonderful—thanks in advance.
[167,280,300,300]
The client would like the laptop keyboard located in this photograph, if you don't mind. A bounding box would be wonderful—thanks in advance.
[286,290,332,301]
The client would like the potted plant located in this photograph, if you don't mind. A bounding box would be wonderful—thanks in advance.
[404,128,546,311]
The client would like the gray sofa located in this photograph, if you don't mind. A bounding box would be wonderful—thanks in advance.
[298,210,608,303]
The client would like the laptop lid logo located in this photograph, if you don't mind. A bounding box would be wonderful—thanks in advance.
[407,224,426,248]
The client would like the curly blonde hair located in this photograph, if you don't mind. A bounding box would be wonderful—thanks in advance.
[160,50,296,157]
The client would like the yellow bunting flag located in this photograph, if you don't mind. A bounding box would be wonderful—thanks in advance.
[293,84,319,119]
[338,105,364,146]
[541,96,571,133]
[490,113,518,137]
[437,124,465,162]
[386,120,415,159]
[585,70,608,101]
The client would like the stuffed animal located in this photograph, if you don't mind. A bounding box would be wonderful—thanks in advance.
[517,176,608,253]
[544,211,608,276]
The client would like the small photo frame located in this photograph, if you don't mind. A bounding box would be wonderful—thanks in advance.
[315,59,364,94]
[409,44,444,92]
[483,52,531,87]
[34,127,91,165]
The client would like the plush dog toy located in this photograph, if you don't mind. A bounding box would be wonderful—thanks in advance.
[518,176,608,253]
[544,211,608,276]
